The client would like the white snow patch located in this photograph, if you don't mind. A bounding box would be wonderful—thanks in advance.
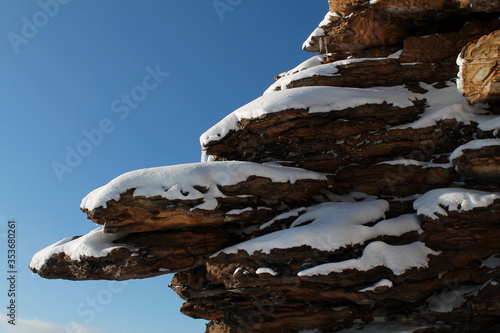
[456,53,466,94]
[319,11,339,26]
[302,11,340,49]
[427,285,480,313]
[393,82,497,130]
[29,227,131,271]
[449,139,500,161]
[202,80,499,147]
[388,50,403,59]
[266,57,386,94]
[276,55,325,79]
[414,188,500,220]
[396,104,474,129]
[298,241,439,276]
[481,254,500,269]
[258,207,307,231]
[359,279,394,292]
[477,116,500,135]
[308,27,325,38]
[256,267,278,276]
[233,267,249,275]
[217,201,423,256]
[378,159,452,168]
[201,86,418,145]
[81,161,326,210]
[226,207,253,215]
[227,207,272,216]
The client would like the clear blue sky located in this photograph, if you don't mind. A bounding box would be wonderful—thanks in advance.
[0,1,327,332]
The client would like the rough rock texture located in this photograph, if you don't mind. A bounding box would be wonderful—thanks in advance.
[32,227,236,280]
[30,1,500,333]
[459,30,500,104]
[170,191,500,333]
[451,141,500,182]
[83,176,328,234]
[307,1,500,56]
[328,0,500,16]
[331,162,459,197]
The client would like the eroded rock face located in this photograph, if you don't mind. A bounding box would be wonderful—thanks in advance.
[308,0,500,56]
[171,189,500,333]
[329,0,500,17]
[80,162,327,233]
[459,30,500,104]
[30,0,500,332]
[451,140,500,182]
[30,226,237,280]
[84,176,327,234]
[331,162,459,197]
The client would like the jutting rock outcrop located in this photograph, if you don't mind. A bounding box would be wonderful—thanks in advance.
[31,1,500,332]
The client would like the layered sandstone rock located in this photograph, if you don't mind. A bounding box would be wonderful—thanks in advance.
[328,0,500,17]
[458,30,500,104]
[450,139,500,182]
[30,1,500,332]
[307,0,500,55]
[171,189,500,333]
[80,162,327,233]
[30,226,236,280]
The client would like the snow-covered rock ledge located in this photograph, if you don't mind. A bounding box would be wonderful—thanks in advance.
[30,1,500,331]
[29,226,237,280]
[81,161,328,233]
[450,139,500,183]
[216,200,419,256]
[205,199,435,289]
[414,188,500,221]
[298,241,439,277]
[200,85,421,146]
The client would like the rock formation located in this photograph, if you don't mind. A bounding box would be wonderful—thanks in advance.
[31,1,500,332]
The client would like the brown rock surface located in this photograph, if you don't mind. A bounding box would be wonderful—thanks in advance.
[460,0,500,12]
[331,162,459,197]
[304,10,412,54]
[169,189,500,333]
[80,162,328,234]
[30,1,500,332]
[203,101,425,167]
[83,176,327,234]
[329,0,500,17]
[274,59,457,90]
[30,226,236,280]
[459,30,500,104]
[309,0,500,57]
[203,102,485,175]
[451,141,500,182]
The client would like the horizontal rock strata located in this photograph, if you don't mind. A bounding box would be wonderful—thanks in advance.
[30,226,237,280]
[30,0,500,332]
[171,189,500,332]
[81,162,327,233]
[450,139,500,182]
